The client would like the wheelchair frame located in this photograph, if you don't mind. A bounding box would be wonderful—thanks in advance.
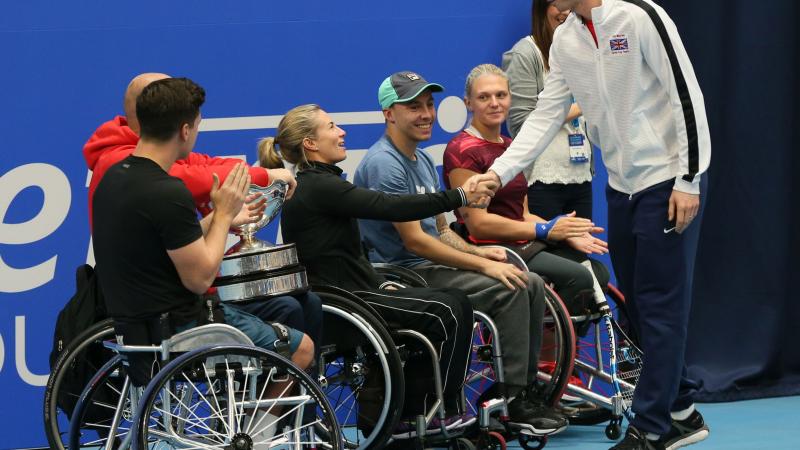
[496,246,640,440]
[370,262,576,450]
[65,322,342,450]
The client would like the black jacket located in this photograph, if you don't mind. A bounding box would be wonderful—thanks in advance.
[281,161,465,291]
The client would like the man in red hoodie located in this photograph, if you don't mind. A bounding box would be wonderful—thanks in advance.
[84,72,297,225]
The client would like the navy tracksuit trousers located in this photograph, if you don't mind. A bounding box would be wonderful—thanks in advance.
[606,177,705,435]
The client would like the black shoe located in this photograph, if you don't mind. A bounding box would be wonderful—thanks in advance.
[610,426,665,450]
[507,396,568,436]
[524,383,569,431]
[661,410,709,450]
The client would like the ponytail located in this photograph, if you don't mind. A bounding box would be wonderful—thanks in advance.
[257,104,320,172]
[258,136,284,169]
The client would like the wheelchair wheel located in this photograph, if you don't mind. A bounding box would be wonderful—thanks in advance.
[44,318,116,450]
[562,284,633,426]
[67,355,135,450]
[537,286,576,406]
[318,288,405,449]
[465,286,575,416]
[132,344,342,450]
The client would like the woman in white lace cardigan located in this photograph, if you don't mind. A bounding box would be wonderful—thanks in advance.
[502,0,594,220]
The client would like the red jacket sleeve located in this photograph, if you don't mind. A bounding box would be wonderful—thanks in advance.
[169,158,270,215]
[84,116,270,222]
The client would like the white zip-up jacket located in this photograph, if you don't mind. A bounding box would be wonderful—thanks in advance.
[491,0,710,195]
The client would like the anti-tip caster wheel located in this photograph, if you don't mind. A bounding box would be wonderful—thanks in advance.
[449,437,477,450]
[605,416,623,440]
[518,433,547,450]
[483,431,507,450]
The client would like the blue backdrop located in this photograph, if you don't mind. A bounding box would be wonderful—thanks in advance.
[1,1,796,448]
[0,2,545,446]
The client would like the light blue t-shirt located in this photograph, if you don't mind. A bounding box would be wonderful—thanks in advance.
[353,135,439,268]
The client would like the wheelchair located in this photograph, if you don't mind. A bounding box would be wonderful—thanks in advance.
[64,318,341,450]
[48,300,342,449]
[556,281,634,440]
[477,245,639,442]
[441,247,574,450]
[357,262,576,450]
[314,284,405,449]
[47,180,342,449]
[316,282,481,450]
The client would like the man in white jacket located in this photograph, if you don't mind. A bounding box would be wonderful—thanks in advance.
[470,1,710,449]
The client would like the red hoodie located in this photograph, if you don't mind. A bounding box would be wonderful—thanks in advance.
[83,116,269,228]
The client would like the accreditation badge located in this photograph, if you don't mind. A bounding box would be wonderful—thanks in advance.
[567,118,589,163]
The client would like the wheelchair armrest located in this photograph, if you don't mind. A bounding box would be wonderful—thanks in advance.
[103,340,162,354]
[168,323,254,352]
[481,245,528,272]
[377,280,406,291]
[313,284,394,339]
[371,263,429,288]
[105,323,256,355]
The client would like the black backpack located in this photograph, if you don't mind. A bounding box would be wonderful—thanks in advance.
[49,264,108,369]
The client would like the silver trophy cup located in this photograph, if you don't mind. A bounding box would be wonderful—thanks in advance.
[214,180,309,302]
[227,180,289,254]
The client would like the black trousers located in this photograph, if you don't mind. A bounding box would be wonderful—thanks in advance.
[606,179,704,435]
[527,181,593,220]
[354,287,473,416]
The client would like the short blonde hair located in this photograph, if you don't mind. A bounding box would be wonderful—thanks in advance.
[464,63,508,98]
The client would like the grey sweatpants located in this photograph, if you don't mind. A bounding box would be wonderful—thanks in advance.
[411,262,546,393]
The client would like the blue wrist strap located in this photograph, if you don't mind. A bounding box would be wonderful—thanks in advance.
[535,215,565,240]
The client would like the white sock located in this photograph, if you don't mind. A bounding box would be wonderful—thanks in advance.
[580,260,607,306]
[250,410,279,450]
[646,432,661,441]
[671,404,696,421]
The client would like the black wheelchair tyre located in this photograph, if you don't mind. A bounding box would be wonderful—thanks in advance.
[44,318,116,450]
[67,355,129,450]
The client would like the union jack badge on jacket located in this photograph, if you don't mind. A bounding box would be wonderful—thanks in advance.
[610,36,629,54]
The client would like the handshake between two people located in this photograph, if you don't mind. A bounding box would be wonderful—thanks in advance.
[465,170,503,205]
[460,174,500,209]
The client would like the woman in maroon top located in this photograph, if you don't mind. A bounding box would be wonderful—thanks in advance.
[443,64,609,311]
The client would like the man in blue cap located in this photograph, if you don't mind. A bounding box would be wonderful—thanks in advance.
[355,71,568,436]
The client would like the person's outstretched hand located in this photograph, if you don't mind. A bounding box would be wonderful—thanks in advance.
[546,211,600,241]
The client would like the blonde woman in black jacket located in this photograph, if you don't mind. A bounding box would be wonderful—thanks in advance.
[259,104,495,436]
